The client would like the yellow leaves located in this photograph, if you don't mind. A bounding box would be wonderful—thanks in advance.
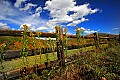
[63,34,68,39]
[30,32,36,37]
[76,26,83,32]
[20,24,30,31]
[76,26,79,30]
[36,30,41,35]
[41,45,45,49]
[76,26,83,33]
[55,26,59,30]
[0,43,6,48]
[23,24,29,31]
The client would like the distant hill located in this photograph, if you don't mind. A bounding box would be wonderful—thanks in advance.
[86,33,119,38]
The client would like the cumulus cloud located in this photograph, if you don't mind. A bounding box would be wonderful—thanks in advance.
[44,0,75,27]
[0,22,10,30]
[45,20,58,28]
[36,7,42,13]
[14,0,27,8]
[74,26,99,35]
[20,23,36,31]
[67,18,89,26]
[19,23,49,31]
[0,0,99,33]
[0,1,19,17]
[11,28,15,30]
[80,27,86,30]
[112,27,119,30]
[20,3,37,11]
[14,0,38,13]
[14,0,44,30]
[44,0,99,28]
[0,0,27,25]
[36,26,48,30]
[32,7,42,18]
[75,27,100,35]
[0,0,47,31]
[44,0,76,19]
[84,29,97,34]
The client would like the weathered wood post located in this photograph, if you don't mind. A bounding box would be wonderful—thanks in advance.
[118,32,120,44]
[107,34,110,47]
[55,26,65,68]
[93,32,101,53]
[94,32,100,50]
[107,34,110,41]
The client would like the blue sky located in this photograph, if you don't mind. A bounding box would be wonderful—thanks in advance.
[0,0,120,35]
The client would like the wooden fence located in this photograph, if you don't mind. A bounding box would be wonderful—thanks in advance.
[0,26,119,80]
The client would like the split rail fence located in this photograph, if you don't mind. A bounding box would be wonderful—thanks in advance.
[0,26,119,79]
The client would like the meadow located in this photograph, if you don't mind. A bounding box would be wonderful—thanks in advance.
[0,25,120,80]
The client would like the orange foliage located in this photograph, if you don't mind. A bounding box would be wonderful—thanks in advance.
[28,44,34,50]
[68,41,72,46]
[9,45,14,50]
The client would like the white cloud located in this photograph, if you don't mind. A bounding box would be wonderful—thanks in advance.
[36,26,48,30]
[0,0,28,25]
[82,27,99,34]
[0,0,99,34]
[74,27,99,35]
[36,7,42,13]
[44,0,75,24]
[19,14,47,27]
[67,18,89,26]
[80,27,85,30]
[20,23,36,31]
[0,1,19,17]
[45,20,58,28]
[11,28,15,30]
[14,0,27,8]
[14,0,38,15]
[19,22,49,31]
[0,22,10,30]
[32,7,42,18]
[44,0,99,27]
[20,3,37,11]
[84,30,97,34]
[112,27,119,30]
[0,0,47,31]
[70,3,99,19]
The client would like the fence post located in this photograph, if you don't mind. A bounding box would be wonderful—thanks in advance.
[55,26,65,68]
[119,32,120,44]
[107,34,110,47]
[94,32,99,49]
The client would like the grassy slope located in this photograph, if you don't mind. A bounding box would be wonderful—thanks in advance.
[54,45,120,80]
[0,44,108,72]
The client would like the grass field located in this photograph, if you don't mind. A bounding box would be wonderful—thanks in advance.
[0,44,108,72]
[51,45,120,80]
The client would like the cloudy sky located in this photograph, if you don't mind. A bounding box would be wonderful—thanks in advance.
[0,0,120,35]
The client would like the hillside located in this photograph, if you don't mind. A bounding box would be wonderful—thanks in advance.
[86,33,119,38]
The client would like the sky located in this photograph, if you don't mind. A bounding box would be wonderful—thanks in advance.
[0,0,120,35]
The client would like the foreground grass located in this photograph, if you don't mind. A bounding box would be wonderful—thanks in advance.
[0,44,108,72]
[46,45,120,80]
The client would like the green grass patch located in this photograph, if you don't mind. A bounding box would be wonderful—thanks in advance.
[0,44,108,72]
